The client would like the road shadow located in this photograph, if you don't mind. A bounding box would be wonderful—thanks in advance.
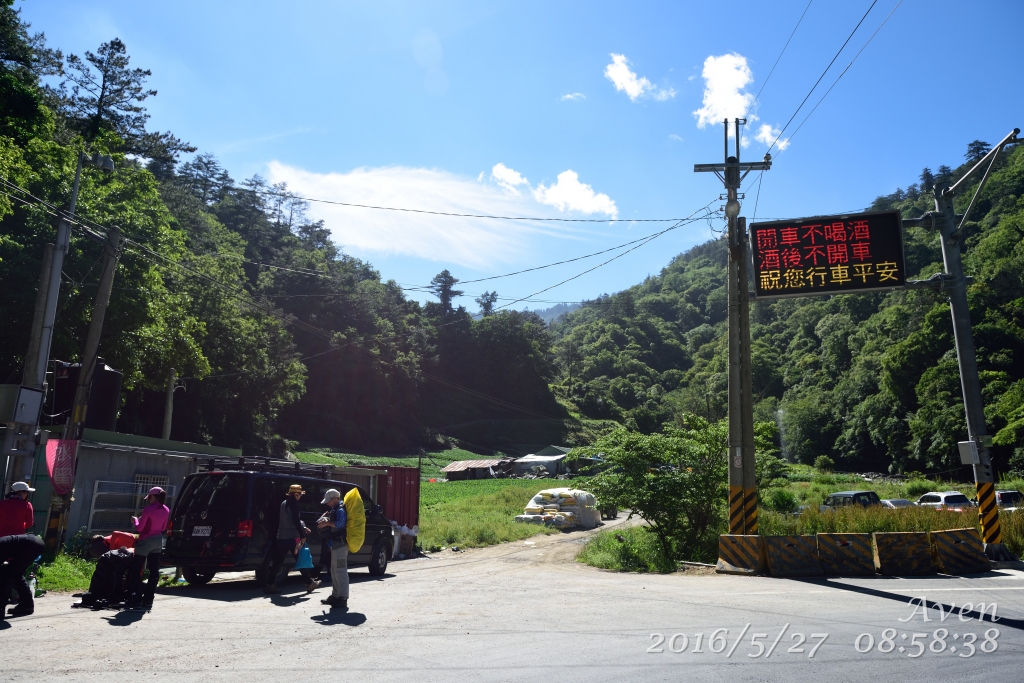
[310,610,366,626]
[792,577,1024,631]
[102,609,147,626]
[157,570,394,603]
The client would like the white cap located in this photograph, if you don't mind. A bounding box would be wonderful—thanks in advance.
[11,481,35,493]
[321,488,341,505]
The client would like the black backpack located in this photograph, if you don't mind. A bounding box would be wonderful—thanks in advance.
[80,548,134,606]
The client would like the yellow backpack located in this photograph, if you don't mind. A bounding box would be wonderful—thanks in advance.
[343,488,366,553]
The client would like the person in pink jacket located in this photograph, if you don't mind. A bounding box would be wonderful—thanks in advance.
[127,487,170,609]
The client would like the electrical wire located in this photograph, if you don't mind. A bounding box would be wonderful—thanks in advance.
[235,186,682,222]
[767,0,879,154]
[775,0,904,154]
[743,0,815,121]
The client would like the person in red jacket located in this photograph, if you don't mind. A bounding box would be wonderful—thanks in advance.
[0,481,35,537]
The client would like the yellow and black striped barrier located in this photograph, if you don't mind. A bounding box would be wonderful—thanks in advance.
[976,481,1002,544]
[743,488,758,534]
[716,534,766,575]
[765,535,822,577]
[816,533,875,576]
[932,528,991,575]
[873,532,937,576]
[728,486,744,534]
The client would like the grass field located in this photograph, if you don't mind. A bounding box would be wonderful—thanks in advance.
[293,448,481,480]
[418,479,557,551]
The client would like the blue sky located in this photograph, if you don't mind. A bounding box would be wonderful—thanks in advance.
[21,0,1024,310]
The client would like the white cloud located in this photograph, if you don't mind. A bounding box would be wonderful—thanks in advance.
[561,92,585,101]
[265,162,616,267]
[491,163,529,195]
[693,53,754,128]
[604,54,675,102]
[532,170,618,218]
[669,134,683,142]
[754,123,789,150]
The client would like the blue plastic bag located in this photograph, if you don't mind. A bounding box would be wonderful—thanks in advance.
[294,544,313,570]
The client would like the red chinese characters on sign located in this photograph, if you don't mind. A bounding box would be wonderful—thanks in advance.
[750,211,903,297]
[46,439,79,495]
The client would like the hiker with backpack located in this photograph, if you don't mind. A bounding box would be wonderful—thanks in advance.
[263,484,319,595]
[126,487,170,610]
[317,487,365,611]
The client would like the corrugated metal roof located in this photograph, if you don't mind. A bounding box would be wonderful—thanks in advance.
[440,459,502,472]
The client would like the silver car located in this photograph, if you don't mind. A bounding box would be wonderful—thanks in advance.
[916,491,973,511]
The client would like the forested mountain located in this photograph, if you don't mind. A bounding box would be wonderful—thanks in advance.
[550,140,1024,476]
[5,4,1023,473]
[0,6,562,455]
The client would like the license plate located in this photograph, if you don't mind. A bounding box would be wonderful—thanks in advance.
[192,525,212,537]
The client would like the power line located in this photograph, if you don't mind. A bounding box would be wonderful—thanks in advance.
[777,0,904,152]
[743,0,815,121]
[767,0,879,154]
[238,186,680,222]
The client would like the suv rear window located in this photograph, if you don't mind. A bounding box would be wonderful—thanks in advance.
[999,491,1022,506]
[177,473,249,522]
[943,494,970,505]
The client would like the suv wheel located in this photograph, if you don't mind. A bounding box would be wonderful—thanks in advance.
[368,539,389,576]
[182,567,216,586]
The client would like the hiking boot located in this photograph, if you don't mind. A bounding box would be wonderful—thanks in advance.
[320,595,338,605]
[330,597,348,611]
[263,585,280,595]
[9,606,34,617]
[305,579,321,593]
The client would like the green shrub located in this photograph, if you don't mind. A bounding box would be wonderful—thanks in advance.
[37,554,95,592]
[764,488,798,513]
[904,479,933,498]
[576,526,678,573]
[814,455,835,472]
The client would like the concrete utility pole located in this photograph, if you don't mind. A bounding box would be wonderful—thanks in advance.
[162,368,176,440]
[930,128,1019,560]
[695,119,771,535]
[66,226,122,441]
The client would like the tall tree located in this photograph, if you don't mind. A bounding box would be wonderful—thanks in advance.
[428,270,463,313]
[179,153,232,204]
[475,291,498,316]
[919,167,935,193]
[965,140,992,164]
[58,38,194,161]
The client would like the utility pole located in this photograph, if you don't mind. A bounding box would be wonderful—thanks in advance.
[66,226,122,440]
[695,119,771,535]
[162,368,176,440]
[926,128,1019,561]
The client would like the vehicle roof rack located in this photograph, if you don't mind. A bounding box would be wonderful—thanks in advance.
[194,456,337,479]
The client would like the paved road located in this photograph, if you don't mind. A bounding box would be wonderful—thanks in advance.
[2,522,1022,682]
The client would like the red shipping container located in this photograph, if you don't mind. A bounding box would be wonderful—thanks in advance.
[363,466,420,528]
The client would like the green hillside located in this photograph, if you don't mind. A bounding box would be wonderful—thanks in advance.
[550,142,1024,476]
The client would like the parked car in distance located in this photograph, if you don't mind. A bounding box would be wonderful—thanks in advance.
[880,498,913,509]
[164,466,393,586]
[822,491,882,509]
[995,490,1022,512]
[915,491,974,511]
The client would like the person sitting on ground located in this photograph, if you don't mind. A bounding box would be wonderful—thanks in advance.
[89,530,137,559]
[126,487,170,610]
[264,484,319,595]
[0,534,45,619]
[0,481,36,537]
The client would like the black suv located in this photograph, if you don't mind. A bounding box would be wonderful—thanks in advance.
[822,490,882,508]
[164,465,393,585]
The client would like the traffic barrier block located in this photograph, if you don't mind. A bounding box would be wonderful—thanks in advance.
[873,532,937,576]
[765,535,822,577]
[816,533,875,576]
[932,528,991,575]
[716,535,766,575]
